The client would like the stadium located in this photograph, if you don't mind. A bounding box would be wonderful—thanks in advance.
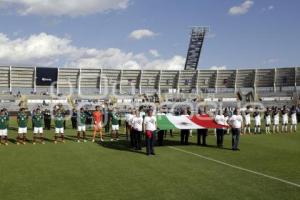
[0,1,300,200]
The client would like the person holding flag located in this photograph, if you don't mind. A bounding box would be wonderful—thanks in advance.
[131,110,143,150]
[143,109,156,156]
[228,108,243,151]
[215,109,226,148]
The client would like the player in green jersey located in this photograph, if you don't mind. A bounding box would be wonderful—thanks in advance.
[54,109,65,144]
[0,109,9,145]
[111,108,120,141]
[77,108,87,143]
[32,108,45,144]
[17,108,28,145]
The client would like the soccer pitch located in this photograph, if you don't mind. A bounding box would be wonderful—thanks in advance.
[0,120,299,200]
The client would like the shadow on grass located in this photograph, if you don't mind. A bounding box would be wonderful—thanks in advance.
[98,136,233,155]
[100,139,147,155]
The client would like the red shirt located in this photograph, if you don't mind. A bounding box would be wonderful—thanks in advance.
[93,111,102,124]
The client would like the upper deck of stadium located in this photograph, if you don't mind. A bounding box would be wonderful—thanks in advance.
[0,66,299,96]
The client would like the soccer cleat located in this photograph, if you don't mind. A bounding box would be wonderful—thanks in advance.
[54,141,57,144]
[100,138,104,142]
[110,138,114,141]
[33,142,36,145]
[77,140,80,143]
[62,140,65,143]
[5,143,8,146]
[83,140,87,143]
[41,141,45,145]
[16,142,20,145]
[92,139,95,143]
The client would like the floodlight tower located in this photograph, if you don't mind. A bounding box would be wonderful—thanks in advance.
[184,26,209,70]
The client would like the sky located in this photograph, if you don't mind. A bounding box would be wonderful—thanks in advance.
[0,0,299,70]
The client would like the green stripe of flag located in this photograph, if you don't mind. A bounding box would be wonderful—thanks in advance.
[156,115,176,130]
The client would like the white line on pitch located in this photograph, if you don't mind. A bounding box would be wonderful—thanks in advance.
[168,146,300,188]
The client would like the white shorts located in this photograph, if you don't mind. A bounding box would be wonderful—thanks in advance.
[245,118,251,125]
[34,127,43,134]
[274,118,279,125]
[112,125,119,131]
[266,119,271,126]
[282,119,288,125]
[0,129,8,136]
[55,128,64,134]
[291,118,297,125]
[18,127,27,134]
[77,125,86,132]
[255,120,261,126]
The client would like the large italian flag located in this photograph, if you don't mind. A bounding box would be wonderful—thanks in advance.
[157,114,227,130]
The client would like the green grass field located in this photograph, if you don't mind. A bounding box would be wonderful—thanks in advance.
[0,119,299,200]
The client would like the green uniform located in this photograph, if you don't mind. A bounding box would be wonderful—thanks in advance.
[78,113,86,126]
[111,112,120,125]
[55,114,64,128]
[33,114,44,128]
[17,112,28,128]
[0,115,9,130]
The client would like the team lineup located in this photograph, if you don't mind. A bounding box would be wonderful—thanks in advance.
[0,104,298,154]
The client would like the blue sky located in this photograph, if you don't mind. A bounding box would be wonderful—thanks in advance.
[0,0,299,69]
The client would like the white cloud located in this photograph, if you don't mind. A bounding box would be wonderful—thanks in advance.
[262,5,274,12]
[129,29,157,40]
[149,49,160,57]
[209,66,227,70]
[264,58,279,64]
[228,0,254,16]
[268,5,274,10]
[0,32,185,70]
[0,0,129,16]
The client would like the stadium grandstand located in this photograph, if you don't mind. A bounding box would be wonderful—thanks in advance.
[0,66,299,112]
[0,27,299,112]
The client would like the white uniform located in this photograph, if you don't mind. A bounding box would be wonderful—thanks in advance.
[273,112,280,125]
[265,115,271,126]
[254,113,261,126]
[245,113,251,126]
[291,112,297,125]
[282,113,288,125]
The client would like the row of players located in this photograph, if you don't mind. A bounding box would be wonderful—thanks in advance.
[0,106,157,156]
[0,106,114,145]
[241,106,298,134]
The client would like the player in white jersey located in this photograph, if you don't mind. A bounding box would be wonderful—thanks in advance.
[281,106,289,133]
[243,106,251,134]
[264,107,272,134]
[253,107,261,134]
[273,107,280,133]
[290,106,297,132]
